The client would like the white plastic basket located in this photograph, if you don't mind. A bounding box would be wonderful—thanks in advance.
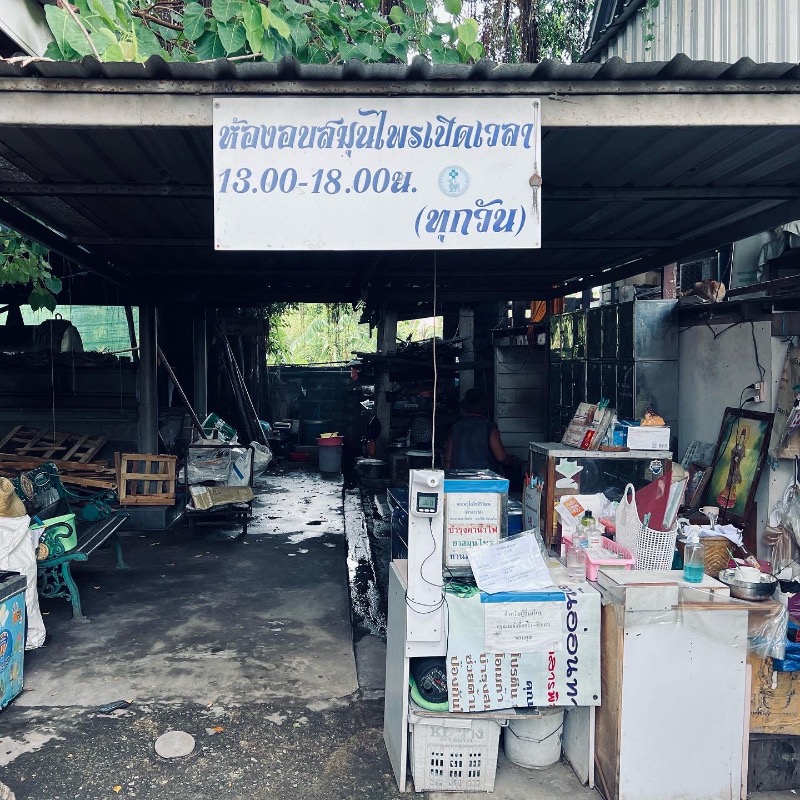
[616,483,678,571]
[409,709,501,793]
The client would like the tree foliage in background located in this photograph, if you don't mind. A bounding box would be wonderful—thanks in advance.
[43,0,484,65]
[269,303,440,364]
[480,0,593,63]
[0,226,62,311]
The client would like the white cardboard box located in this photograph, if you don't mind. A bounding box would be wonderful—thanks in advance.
[625,425,670,450]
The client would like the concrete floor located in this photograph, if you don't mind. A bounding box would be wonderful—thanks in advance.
[0,467,796,798]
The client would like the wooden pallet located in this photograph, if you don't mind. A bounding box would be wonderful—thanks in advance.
[116,453,177,506]
[0,426,106,463]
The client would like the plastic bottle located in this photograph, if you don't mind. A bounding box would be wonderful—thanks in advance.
[588,521,603,548]
[577,511,593,549]
[683,532,705,583]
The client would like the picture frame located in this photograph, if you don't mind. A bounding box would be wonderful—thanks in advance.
[683,461,712,510]
[703,407,774,526]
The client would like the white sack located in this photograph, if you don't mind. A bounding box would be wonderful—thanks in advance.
[0,515,46,649]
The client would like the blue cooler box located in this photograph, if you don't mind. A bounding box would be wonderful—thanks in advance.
[0,572,26,710]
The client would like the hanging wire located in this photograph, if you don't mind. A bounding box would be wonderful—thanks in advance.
[431,253,438,469]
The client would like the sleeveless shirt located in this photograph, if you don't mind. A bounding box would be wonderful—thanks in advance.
[448,415,502,472]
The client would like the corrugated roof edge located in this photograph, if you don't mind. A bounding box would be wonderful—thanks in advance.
[0,53,799,82]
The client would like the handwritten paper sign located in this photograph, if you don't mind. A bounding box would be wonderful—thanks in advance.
[467,534,552,593]
[484,599,564,653]
[445,492,501,566]
[213,97,542,251]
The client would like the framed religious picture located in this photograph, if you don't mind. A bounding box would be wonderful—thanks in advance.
[683,462,712,511]
[703,407,774,526]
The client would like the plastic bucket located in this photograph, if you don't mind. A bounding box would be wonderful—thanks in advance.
[317,440,343,473]
[502,707,564,769]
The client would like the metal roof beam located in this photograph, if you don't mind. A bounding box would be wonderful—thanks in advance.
[1,89,800,128]
[72,237,677,248]
[5,184,794,202]
[0,198,138,295]
[545,187,800,201]
[0,182,212,198]
[556,197,800,294]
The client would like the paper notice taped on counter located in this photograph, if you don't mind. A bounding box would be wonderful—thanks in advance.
[484,599,563,653]
[467,534,553,593]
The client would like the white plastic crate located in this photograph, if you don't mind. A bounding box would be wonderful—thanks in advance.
[409,709,501,793]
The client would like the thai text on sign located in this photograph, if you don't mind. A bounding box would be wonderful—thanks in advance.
[213,97,541,251]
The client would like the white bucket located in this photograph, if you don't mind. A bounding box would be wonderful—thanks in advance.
[318,443,343,474]
[503,707,564,769]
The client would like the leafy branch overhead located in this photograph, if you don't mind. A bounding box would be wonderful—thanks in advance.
[0,227,62,312]
[44,0,485,64]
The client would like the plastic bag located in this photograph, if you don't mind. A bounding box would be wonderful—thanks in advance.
[0,514,46,649]
[772,621,800,672]
[250,441,272,476]
[602,582,787,660]
[770,457,800,550]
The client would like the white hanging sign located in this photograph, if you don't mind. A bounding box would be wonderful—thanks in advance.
[213,97,541,251]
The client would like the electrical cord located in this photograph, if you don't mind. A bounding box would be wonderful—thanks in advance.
[405,516,445,614]
[750,321,766,384]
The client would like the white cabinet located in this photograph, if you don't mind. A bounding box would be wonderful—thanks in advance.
[594,570,748,800]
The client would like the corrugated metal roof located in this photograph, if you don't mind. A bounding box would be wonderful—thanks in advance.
[0,55,799,307]
[584,0,800,64]
[2,52,800,83]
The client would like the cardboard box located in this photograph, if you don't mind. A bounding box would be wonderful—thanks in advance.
[749,651,800,735]
[624,425,670,450]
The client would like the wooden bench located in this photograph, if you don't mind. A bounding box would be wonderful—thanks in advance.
[12,463,129,622]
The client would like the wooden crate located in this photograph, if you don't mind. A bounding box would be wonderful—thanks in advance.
[0,425,106,463]
[116,453,177,506]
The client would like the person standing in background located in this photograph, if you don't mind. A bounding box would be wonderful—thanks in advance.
[444,388,512,472]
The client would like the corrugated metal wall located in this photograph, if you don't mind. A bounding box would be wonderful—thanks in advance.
[597,0,800,63]
[494,346,548,460]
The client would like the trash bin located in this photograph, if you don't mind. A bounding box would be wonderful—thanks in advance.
[317,437,343,473]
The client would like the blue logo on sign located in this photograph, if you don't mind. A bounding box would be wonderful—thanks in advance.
[438,166,469,197]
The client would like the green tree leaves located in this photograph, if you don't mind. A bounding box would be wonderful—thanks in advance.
[43,0,484,65]
[0,227,61,312]
[182,3,208,41]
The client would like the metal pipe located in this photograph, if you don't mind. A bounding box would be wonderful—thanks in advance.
[138,306,158,453]
[193,308,208,421]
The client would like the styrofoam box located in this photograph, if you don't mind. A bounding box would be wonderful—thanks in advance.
[409,710,501,793]
[625,425,670,450]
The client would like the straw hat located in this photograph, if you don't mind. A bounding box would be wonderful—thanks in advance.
[0,478,26,518]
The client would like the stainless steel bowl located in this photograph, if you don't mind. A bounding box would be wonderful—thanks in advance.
[717,568,777,602]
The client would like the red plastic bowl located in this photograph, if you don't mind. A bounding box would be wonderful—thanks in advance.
[289,451,313,462]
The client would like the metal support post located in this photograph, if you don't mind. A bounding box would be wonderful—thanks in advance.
[138,305,159,453]
[375,309,398,459]
[193,308,208,421]
[458,306,475,400]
